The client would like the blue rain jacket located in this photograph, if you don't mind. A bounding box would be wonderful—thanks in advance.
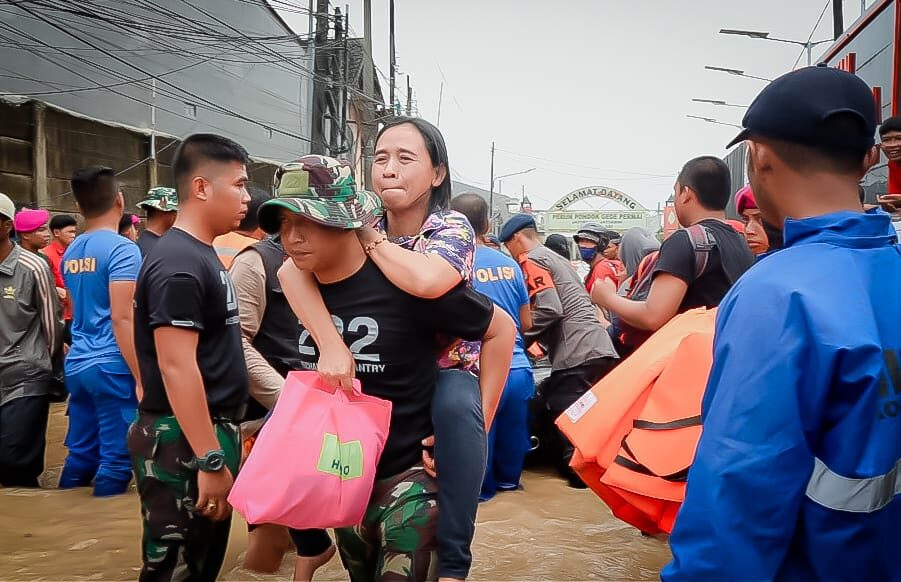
[663,211,901,581]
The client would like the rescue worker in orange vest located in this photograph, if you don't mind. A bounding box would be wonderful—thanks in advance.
[213,186,271,268]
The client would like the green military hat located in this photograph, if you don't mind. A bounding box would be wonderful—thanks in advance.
[258,155,381,234]
[136,186,179,212]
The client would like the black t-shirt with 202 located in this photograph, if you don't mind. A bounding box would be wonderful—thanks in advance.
[651,219,755,312]
[135,228,249,415]
[299,259,493,479]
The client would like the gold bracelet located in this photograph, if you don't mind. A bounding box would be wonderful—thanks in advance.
[363,237,388,255]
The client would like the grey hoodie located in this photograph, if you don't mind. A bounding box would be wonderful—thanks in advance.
[620,227,660,277]
[0,244,62,406]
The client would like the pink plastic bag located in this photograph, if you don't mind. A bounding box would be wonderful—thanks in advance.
[229,371,392,529]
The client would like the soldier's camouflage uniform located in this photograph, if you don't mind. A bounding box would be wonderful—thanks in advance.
[257,154,382,234]
[128,413,240,582]
[334,466,439,582]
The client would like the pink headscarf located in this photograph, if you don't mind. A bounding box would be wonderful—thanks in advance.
[13,208,50,233]
[735,185,757,215]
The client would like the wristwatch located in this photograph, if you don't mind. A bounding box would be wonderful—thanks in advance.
[195,449,226,472]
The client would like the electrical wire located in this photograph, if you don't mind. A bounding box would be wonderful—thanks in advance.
[11,1,314,143]
[494,147,676,179]
[791,0,832,69]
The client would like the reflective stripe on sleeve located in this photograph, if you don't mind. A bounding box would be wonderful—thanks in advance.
[806,457,901,513]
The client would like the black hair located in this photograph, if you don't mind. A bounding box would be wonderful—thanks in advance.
[71,166,117,218]
[49,214,77,232]
[449,193,488,235]
[118,213,135,234]
[545,233,571,260]
[172,133,249,200]
[677,156,732,211]
[239,185,272,232]
[879,116,901,137]
[376,117,451,213]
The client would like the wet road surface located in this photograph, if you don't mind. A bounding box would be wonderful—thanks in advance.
[0,404,671,580]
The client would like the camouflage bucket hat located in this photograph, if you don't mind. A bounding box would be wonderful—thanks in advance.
[136,186,179,212]
[258,155,381,234]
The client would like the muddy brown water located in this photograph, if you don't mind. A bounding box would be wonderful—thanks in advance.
[0,404,671,581]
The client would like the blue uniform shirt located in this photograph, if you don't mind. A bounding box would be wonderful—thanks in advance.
[663,211,901,581]
[473,246,530,370]
[63,230,141,374]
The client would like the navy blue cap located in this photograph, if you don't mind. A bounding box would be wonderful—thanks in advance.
[499,213,536,242]
[727,65,877,151]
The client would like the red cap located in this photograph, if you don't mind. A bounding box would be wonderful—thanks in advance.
[735,185,757,215]
[13,208,50,233]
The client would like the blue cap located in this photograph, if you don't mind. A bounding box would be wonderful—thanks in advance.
[499,213,536,242]
[727,65,877,151]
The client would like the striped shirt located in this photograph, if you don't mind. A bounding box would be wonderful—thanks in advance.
[0,243,61,405]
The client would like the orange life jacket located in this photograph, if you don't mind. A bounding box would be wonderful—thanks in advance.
[213,231,258,269]
[556,308,716,534]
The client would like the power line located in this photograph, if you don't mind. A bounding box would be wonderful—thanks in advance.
[11,1,314,144]
[494,147,676,178]
[792,0,832,69]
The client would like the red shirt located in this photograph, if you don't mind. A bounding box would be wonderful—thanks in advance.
[43,240,71,320]
[585,259,619,294]
[888,160,901,195]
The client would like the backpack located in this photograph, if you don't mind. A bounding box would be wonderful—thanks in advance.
[618,224,717,349]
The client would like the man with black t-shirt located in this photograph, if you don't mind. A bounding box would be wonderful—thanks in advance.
[258,156,515,582]
[129,133,251,582]
[593,156,754,331]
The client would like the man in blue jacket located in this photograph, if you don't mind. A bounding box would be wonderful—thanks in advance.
[664,66,900,580]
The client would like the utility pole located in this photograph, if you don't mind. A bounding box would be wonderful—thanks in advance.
[833,0,844,40]
[341,6,349,156]
[437,81,444,127]
[488,141,496,233]
[311,0,330,155]
[389,0,396,115]
[405,75,412,116]
[362,0,374,189]
[149,77,158,186]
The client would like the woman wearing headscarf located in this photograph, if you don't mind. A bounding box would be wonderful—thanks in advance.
[735,185,783,255]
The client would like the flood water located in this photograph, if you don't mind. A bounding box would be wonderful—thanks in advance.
[0,404,671,580]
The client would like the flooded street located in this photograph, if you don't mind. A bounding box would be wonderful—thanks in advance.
[0,404,670,580]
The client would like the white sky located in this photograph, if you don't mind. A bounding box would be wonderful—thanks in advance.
[278,0,873,211]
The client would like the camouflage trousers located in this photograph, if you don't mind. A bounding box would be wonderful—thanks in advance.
[336,466,439,582]
[127,412,240,582]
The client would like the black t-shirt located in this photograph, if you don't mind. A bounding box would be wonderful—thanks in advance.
[136,228,249,415]
[652,219,754,312]
[136,230,160,258]
[298,259,493,479]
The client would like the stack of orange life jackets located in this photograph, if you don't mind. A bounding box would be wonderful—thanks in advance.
[556,308,716,534]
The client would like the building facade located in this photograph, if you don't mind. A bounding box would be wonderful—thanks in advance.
[0,0,316,209]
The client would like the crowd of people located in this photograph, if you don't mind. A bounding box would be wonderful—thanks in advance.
[0,65,899,581]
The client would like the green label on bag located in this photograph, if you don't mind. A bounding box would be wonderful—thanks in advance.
[316,433,364,480]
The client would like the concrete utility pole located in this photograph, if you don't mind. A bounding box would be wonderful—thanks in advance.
[311,0,330,155]
[833,0,844,40]
[437,81,444,127]
[362,0,374,189]
[389,0,396,114]
[148,77,158,186]
[341,6,349,155]
[488,141,496,234]
[406,75,412,116]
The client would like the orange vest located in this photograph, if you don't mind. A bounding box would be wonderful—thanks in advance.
[213,231,258,269]
[556,308,716,534]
